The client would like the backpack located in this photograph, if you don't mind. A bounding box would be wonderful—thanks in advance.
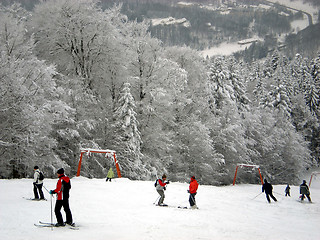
[39,171,44,181]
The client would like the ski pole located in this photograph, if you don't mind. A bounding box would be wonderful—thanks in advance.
[43,185,54,229]
[153,196,160,205]
[43,185,55,199]
[50,193,53,231]
[251,192,263,200]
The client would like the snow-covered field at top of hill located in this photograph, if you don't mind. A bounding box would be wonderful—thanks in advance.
[1,177,320,240]
[266,0,319,16]
[200,0,319,57]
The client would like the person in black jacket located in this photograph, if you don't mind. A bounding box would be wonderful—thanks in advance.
[300,180,312,202]
[49,168,73,226]
[285,184,291,197]
[262,179,277,203]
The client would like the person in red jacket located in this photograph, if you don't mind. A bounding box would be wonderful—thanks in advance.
[188,176,199,209]
[50,168,73,226]
[155,174,169,206]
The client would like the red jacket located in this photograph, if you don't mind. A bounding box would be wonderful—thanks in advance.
[156,179,167,190]
[189,178,199,194]
[158,179,166,187]
[53,174,71,200]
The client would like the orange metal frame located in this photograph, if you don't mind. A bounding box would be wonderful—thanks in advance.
[233,164,263,185]
[309,172,320,187]
[76,148,122,178]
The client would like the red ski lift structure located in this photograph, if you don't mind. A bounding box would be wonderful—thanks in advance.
[309,171,320,187]
[233,163,264,185]
[76,148,122,178]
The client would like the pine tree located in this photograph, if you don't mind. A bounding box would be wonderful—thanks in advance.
[111,83,143,179]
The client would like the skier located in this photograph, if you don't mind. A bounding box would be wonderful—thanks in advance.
[106,167,115,182]
[262,179,277,203]
[300,180,312,202]
[155,174,169,206]
[33,166,45,200]
[285,184,290,197]
[50,168,73,227]
[188,176,199,209]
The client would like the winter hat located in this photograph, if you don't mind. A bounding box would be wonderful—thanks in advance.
[191,176,195,180]
[303,180,307,184]
[162,174,167,179]
[34,166,39,170]
[57,168,64,174]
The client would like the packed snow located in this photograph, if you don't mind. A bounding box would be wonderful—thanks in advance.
[201,42,250,57]
[1,176,320,240]
[151,17,191,27]
[266,0,319,18]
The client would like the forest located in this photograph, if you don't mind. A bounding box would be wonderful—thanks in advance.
[0,0,319,185]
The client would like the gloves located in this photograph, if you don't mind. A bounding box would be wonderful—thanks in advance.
[187,190,190,193]
[49,190,55,194]
[165,181,170,184]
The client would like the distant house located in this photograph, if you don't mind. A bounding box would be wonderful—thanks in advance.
[237,38,259,45]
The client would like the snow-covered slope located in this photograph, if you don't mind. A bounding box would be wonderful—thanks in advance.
[0,177,319,240]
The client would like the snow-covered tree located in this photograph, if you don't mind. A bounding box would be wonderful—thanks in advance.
[111,83,143,179]
[32,0,110,82]
[0,4,73,177]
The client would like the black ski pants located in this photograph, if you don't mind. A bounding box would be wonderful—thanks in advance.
[301,194,312,202]
[265,192,277,203]
[33,183,44,199]
[55,199,73,224]
[189,193,197,206]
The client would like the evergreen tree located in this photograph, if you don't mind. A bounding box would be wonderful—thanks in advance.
[111,83,143,179]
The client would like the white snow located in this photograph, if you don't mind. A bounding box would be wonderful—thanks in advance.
[266,0,319,17]
[1,176,320,240]
[258,4,272,10]
[201,42,249,57]
[177,2,194,7]
[81,148,116,154]
[151,17,191,27]
[290,17,309,33]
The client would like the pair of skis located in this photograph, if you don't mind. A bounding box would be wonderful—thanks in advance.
[23,197,47,201]
[34,221,79,230]
[156,204,192,209]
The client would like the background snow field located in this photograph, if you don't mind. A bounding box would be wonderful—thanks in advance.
[0,177,319,240]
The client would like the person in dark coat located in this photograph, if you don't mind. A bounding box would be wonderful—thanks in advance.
[285,184,291,197]
[262,179,277,203]
[300,180,312,202]
[50,168,73,226]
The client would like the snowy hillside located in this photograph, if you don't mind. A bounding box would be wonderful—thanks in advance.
[1,177,320,240]
[266,0,319,18]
